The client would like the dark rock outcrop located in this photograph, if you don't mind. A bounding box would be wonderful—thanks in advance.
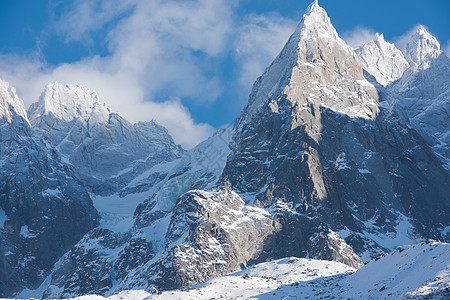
[0,79,99,297]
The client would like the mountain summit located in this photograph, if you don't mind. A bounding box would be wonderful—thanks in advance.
[27,82,184,195]
[400,25,442,69]
[1,1,449,298]
[356,33,410,86]
[29,81,107,124]
[0,79,29,124]
[26,2,448,298]
[30,2,449,297]
[0,78,100,296]
[239,0,378,133]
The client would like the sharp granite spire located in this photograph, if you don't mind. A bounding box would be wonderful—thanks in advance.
[0,78,29,124]
[237,0,379,131]
[400,25,442,68]
[356,33,410,86]
[28,81,108,125]
[3,1,449,298]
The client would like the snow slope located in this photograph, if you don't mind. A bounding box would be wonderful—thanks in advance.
[0,78,100,296]
[61,241,450,300]
[355,25,450,171]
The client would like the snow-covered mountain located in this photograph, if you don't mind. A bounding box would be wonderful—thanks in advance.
[28,82,184,195]
[15,2,448,298]
[64,241,450,300]
[0,79,99,296]
[0,79,185,297]
[400,25,442,69]
[356,33,410,86]
[1,1,449,299]
[355,25,450,171]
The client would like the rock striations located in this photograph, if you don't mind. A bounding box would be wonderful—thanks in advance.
[0,1,449,298]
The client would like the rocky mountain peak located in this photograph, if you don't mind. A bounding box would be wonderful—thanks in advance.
[400,25,442,68]
[28,81,109,125]
[25,81,184,196]
[356,33,410,86]
[0,78,29,125]
[2,2,449,298]
[301,0,340,42]
[236,1,378,132]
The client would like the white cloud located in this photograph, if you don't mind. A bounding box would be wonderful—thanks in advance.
[342,26,377,48]
[52,0,135,43]
[0,54,214,150]
[139,99,214,150]
[0,0,306,149]
[0,0,235,149]
[234,14,297,88]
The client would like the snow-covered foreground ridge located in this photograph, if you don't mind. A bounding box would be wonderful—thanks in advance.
[1,0,450,298]
[60,241,450,300]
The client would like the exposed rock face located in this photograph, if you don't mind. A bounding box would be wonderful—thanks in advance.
[35,2,449,298]
[390,34,450,170]
[223,1,449,261]
[0,79,100,296]
[4,2,450,299]
[356,26,450,170]
[42,181,363,298]
[390,55,450,170]
[28,82,184,195]
[307,229,364,269]
[238,1,379,130]
[1,79,185,298]
[155,184,275,289]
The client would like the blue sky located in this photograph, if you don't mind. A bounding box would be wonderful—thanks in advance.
[0,0,449,148]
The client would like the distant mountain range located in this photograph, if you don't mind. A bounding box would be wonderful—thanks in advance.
[1,1,449,298]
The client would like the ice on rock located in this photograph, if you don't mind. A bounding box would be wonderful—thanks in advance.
[4,1,450,298]
[386,29,450,170]
[0,78,99,297]
[29,81,108,124]
[154,125,232,212]
[356,33,410,86]
[156,173,197,212]
[399,25,442,69]
[28,81,184,195]
[0,78,29,124]
[354,25,450,170]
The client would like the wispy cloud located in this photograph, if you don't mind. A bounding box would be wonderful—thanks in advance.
[0,0,237,149]
[342,26,377,48]
[52,0,135,43]
[234,14,297,89]
[0,0,302,149]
